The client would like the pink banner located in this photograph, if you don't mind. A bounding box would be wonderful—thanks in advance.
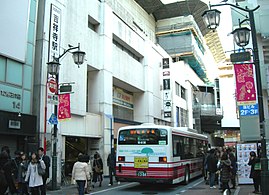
[58,94,71,120]
[234,63,256,105]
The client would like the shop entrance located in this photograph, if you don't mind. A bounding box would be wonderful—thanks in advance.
[65,136,88,176]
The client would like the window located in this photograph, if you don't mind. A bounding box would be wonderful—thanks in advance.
[113,39,141,62]
[181,86,186,100]
[118,129,168,145]
[88,15,99,32]
[175,82,180,96]
[180,108,188,127]
[172,135,184,157]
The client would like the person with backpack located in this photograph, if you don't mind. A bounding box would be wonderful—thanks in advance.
[25,152,46,195]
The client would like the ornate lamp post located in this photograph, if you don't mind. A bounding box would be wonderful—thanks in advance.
[47,43,86,190]
[203,3,269,195]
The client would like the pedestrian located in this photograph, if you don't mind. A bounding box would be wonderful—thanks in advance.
[80,154,92,194]
[92,152,103,188]
[107,149,118,186]
[248,151,261,194]
[206,148,218,189]
[220,152,231,193]
[229,152,237,189]
[38,147,50,195]
[72,154,90,195]
[0,146,17,194]
[25,152,46,195]
[0,151,9,194]
[17,152,29,195]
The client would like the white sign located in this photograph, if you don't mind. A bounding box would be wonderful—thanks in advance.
[0,84,22,112]
[48,4,61,61]
[47,94,58,105]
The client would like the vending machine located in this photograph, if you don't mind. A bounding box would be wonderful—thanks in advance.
[236,143,257,184]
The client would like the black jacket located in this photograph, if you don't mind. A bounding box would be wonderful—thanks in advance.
[41,155,50,178]
[206,153,218,173]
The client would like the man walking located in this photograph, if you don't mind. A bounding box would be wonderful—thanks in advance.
[107,149,117,186]
[38,147,50,195]
[206,148,218,189]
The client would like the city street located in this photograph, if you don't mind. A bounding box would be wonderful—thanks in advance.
[47,176,248,195]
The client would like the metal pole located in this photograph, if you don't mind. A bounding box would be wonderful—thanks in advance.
[52,74,58,190]
[249,10,269,195]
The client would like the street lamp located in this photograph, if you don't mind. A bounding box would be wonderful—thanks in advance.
[47,43,86,190]
[202,3,269,195]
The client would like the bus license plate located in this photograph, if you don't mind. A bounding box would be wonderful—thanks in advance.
[137,170,147,177]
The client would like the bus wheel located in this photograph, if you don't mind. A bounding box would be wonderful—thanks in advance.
[184,166,190,184]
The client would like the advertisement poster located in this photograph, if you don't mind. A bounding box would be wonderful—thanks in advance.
[237,143,257,184]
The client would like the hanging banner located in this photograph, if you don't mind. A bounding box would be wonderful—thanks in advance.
[58,94,71,120]
[234,63,256,105]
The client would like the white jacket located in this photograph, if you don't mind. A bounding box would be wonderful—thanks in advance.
[25,160,46,187]
[72,161,90,181]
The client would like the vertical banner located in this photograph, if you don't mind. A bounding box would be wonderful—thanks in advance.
[48,4,61,61]
[234,63,256,105]
[58,94,71,120]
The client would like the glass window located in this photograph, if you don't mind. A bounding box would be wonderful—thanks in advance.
[175,82,180,96]
[23,65,32,90]
[118,128,167,145]
[6,59,22,85]
[0,56,6,81]
[181,86,186,99]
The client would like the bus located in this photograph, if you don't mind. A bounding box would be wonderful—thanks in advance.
[115,124,208,184]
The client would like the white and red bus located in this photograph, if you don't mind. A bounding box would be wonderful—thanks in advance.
[115,124,208,184]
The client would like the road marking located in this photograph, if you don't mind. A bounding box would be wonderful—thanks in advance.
[90,182,137,194]
[234,186,240,195]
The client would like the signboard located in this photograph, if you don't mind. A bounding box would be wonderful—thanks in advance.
[47,94,58,105]
[239,104,258,116]
[230,51,251,63]
[48,113,58,125]
[48,78,57,94]
[234,64,256,105]
[113,86,134,109]
[237,143,256,184]
[58,93,71,120]
[48,4,61,61]
[0,84,22,112]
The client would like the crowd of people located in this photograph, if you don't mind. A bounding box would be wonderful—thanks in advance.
[204,146,261,194]
[0,146,50,195]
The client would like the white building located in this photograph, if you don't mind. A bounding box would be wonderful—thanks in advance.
[34,0,222,183]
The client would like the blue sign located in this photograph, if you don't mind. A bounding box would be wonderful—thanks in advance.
[48,113,58,125]
[239,104,259,116]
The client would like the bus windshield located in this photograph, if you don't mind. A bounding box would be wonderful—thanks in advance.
[118,128,168,145]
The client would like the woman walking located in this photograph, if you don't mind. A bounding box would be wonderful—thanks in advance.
[18,152,29,195]
[72,154,90,195]
[92,152,103,188]
[220,152,231,193]
[25,152,46,195]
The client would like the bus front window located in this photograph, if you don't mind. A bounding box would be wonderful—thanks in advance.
[118,129,167,145]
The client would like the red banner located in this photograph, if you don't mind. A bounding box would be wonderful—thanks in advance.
[58,94,71,120]
[234,63,256,105]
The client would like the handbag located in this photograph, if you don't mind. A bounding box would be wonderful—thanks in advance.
[37,162,46,176]
[254,162,261,171]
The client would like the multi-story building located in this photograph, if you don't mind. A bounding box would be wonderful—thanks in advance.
[32,0,224,183]
[0,0,38,155]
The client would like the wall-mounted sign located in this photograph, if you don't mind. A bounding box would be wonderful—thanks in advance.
[239,104,259,116]
[0,84,22,112]
[8,120,21,129]
[113,86,134,109]
[48,4,61,61]
[58,93,71,120]
[162,58,169,69]
[163,79,170,90]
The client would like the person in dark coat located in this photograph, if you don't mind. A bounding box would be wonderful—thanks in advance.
[220,152,231,193]
[92,152,103,188]
[38,147,50,195]
[17,152,29,195]
[229,152,237,189]
[107,149,117,186]
[206,149,218,188]
[0,147,17,195]
[248,151,261,194]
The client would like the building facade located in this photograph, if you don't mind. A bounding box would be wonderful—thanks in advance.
[0,0,38,155]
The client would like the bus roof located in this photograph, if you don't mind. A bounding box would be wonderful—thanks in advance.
[118,124,207,140]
